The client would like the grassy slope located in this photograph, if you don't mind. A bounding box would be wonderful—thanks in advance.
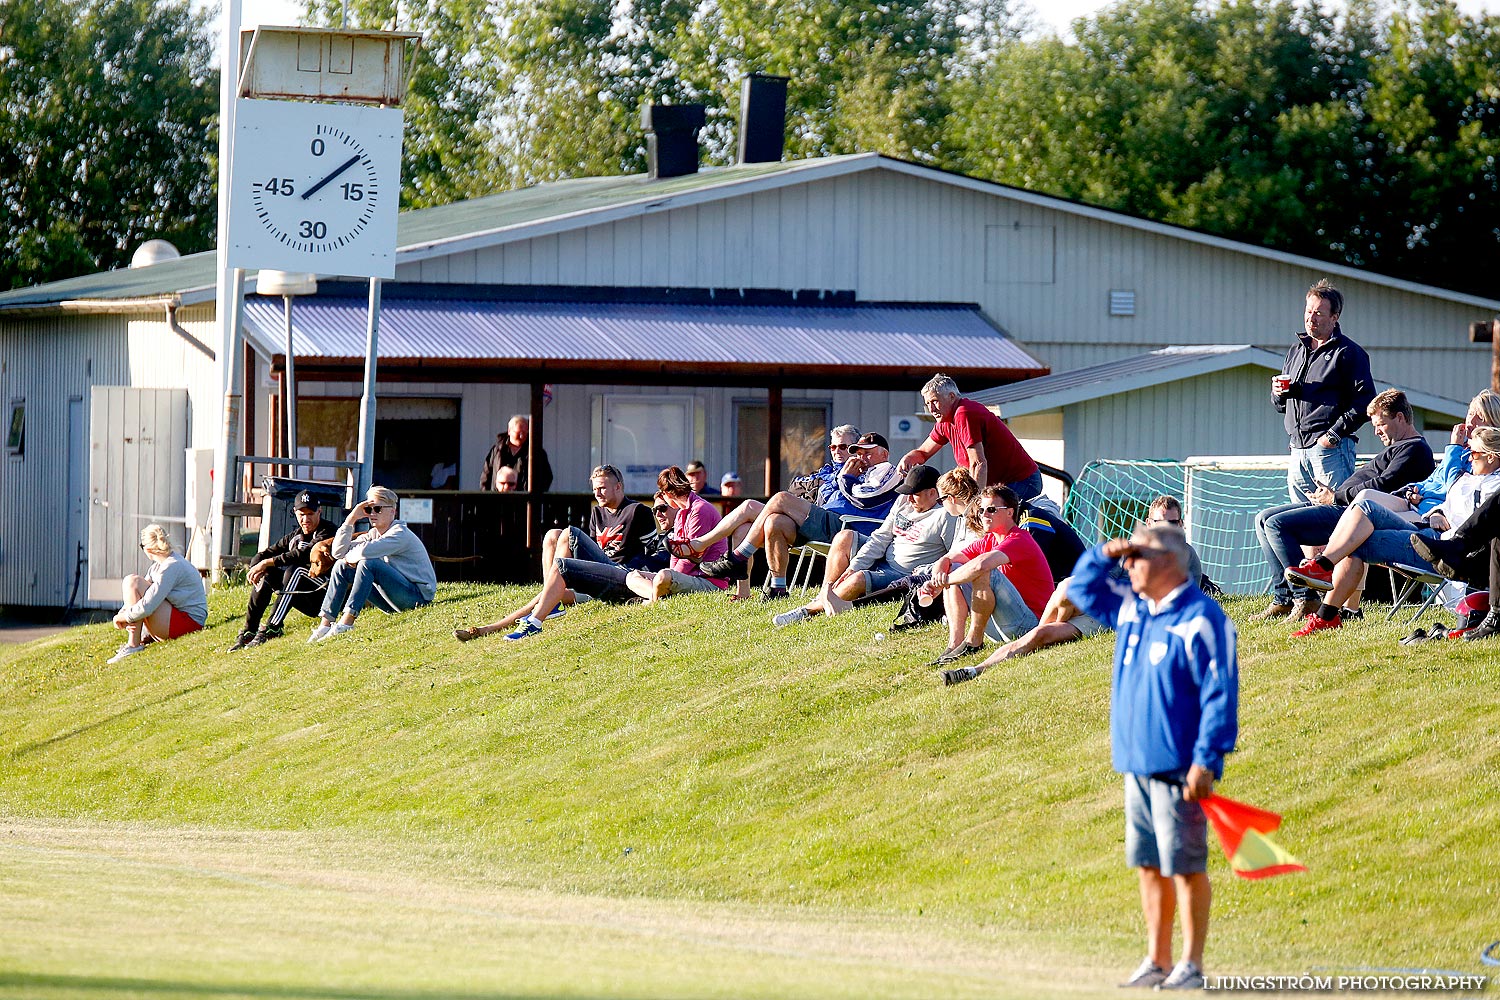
[2,583,1497,991]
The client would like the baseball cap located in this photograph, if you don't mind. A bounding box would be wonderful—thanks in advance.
[851,432,890,451]
[720,471,741,487]
[293,491,319,511]
[893,464,939,495]
[686,460,707,474]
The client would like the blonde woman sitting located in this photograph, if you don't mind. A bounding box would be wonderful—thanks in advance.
[309,486,437,641]
[108,523,208,663]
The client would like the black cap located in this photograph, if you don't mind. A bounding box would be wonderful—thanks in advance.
[852,432,890,451]
[293,491,319,511]
[894,464,940,495]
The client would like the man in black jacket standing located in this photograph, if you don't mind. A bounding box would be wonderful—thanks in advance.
[1272,278,1376,505]
[230,492,337,650]
[480,415,553,493]
[1251,389,1434,620]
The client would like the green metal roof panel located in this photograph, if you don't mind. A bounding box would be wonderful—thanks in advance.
[0,251,218,307]
[0,157,854,310]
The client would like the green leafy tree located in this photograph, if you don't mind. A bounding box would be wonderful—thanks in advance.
[0,0,218,290]
[944,0,1500,296]
[304,0,502,206]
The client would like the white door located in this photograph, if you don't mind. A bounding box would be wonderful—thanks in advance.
[87,387,190,601]
[602,395,693,496]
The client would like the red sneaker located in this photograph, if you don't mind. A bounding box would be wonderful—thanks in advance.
[1285,559,1335,592]
[1292,613,1341,637]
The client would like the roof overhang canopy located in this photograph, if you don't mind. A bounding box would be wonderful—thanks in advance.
[241,292,1047,390]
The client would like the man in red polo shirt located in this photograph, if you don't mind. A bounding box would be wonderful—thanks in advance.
[897,373,1045,504]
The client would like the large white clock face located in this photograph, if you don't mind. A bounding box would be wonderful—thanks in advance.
[229,98,404,278]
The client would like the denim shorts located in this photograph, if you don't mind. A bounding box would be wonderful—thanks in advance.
[860,563,909,594]
[1124,773,1208,877]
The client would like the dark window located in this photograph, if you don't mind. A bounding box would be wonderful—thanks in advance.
[735,401,830,492]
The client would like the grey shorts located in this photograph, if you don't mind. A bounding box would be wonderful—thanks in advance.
[661,570,724,596]
[1072,612,1105,637]
[794,505,846,545]
[1124,773,1208,877]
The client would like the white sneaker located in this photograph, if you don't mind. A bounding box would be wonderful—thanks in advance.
[772,608,812,628]
[106,644,148,665]
[318,622,355,641]
[1119,958,1168,988]
[1156,960,1204,991]
[307,623,331,643]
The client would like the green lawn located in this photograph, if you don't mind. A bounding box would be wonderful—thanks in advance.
[1,583,1496,998]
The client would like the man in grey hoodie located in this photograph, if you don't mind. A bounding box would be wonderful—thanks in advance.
[309,485,437,641]
[772,465,958,626]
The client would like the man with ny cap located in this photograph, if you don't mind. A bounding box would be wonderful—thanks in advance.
[230,491,337,650]
[1067,522,1239,991]
[696,431,904,599]
[772,463,960,626]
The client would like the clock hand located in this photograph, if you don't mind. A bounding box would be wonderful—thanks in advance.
[301,153,363,201]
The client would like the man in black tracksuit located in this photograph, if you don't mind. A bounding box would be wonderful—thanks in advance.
[1271,279,1375,504]
[230,491,337,650]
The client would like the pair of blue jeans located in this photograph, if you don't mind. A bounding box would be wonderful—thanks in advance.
[1288,438,1355,504]
[320,558,426,620]
[1255,502,1343,603]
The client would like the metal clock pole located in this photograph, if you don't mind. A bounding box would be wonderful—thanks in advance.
[210,0,245,582]
[356,278,382,499]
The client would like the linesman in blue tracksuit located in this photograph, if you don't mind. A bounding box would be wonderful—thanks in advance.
[1069,523,1239,991]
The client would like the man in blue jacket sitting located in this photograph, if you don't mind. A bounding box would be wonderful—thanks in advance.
[1068,522,1240,992]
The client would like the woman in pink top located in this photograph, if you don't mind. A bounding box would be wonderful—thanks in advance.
[920,485,1054,666]
[627,466,732,601]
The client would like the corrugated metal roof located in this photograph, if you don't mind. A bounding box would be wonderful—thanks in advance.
[968,344,1468,419]
[241,297,1044,373]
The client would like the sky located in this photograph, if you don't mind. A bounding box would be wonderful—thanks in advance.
[210,0,1500,54]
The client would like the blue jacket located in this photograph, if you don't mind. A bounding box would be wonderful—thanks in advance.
[1404,444,1471,516]
[1069,545,1239,778]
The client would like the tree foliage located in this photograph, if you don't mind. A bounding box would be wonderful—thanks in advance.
[943,0,1500,296]
[0,0,218,290]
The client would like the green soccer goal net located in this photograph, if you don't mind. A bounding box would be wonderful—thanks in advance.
[1063,457,1299,595]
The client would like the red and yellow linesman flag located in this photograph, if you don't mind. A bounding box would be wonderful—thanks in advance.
[1201,794,1307,879]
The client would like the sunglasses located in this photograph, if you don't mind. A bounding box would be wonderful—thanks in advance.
[978,505,1011,516]
[366,504,389,514]
[652,505,671,514]
[829,444,853,452]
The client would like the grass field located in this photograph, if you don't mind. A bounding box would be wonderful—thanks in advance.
[1,582,1497,998]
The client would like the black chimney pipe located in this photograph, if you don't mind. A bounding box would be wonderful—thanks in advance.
[738,73,789,164]
[642,103,706,179]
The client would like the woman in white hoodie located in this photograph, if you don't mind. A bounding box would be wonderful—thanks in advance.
[309,486,437,641]
[108,523,208,663]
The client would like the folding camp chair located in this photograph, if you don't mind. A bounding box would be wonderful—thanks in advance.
[788,516,884,593]
[1382,562,1448,627]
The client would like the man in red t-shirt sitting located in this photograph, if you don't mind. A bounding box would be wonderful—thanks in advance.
[898,373,1047,508]
[917,485,1054,667]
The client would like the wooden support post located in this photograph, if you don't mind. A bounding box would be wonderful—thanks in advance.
[527,381,544,548]
[766,386,783,494]
[1492,319,1499,393]
[242,343,257,494]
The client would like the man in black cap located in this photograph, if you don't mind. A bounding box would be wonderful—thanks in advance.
[230,491,337,650]
[772,463,960,626]
[697,431,904,599]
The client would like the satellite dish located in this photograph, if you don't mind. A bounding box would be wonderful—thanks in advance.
[130,240,181,268]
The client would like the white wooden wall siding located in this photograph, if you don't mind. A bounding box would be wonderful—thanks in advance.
[395,168,1486,405]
